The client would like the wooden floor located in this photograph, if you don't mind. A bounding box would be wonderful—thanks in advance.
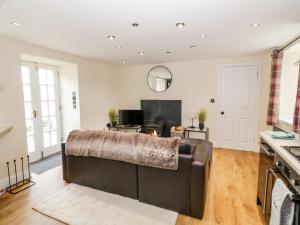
[0,148,266,225]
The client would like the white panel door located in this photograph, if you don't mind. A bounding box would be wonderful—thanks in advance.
[219,65,258,151]
[21,62,61,162]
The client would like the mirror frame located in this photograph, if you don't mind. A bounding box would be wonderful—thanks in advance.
[147,65,172,92]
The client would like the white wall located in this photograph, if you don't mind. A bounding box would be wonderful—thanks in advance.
[59,63,81,141]
[116,55,272,145]
[0,36,118,185]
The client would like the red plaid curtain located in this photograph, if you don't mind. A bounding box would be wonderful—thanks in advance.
[267,50,283,125]
[293,66,300,133]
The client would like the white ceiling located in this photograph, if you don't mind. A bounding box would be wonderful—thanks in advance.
[0,0,299,65]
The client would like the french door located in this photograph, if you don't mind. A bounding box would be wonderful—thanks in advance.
[21,62,61,162]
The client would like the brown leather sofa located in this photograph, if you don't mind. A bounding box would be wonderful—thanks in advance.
[62,138,212,219]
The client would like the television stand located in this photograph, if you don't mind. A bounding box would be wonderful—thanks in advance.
[108,125,142,133]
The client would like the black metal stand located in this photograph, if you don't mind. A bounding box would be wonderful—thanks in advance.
[5,155,35,194]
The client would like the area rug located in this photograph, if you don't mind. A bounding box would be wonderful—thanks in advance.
[30,152,62,174]
[32,183,178,225]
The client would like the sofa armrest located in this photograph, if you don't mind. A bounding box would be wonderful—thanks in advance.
[190,142,212,219]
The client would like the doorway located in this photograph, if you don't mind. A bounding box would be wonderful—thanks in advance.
[217,64,260,151]
[21,61,61,162]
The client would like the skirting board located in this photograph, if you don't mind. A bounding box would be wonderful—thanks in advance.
[0,170,29,192]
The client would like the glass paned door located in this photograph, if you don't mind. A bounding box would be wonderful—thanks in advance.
[21,62,61,162]
[38,66,61,156]
[21,66,36,153]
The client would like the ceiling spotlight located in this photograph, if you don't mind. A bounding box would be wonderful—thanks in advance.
[200,34,205,38]
[107,35,116,40]
[11,21,20,26]
[132,23,139,27]
[176,22,185,28]
[189,45,197,49]
[139,51,144,55]
[116,45,122,49]
[122,59,127,64]
[165,51,171,54]
[251,23,260,27]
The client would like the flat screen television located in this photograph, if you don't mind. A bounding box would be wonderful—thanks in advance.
[119,110,144,126]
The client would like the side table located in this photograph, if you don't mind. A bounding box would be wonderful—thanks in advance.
[184,127,209,141]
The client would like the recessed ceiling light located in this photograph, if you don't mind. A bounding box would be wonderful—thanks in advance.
[200,34,205,38]
[165,51,171,54]
[251,23,260,27]
[138,51,144,55]
[189,45,197,49]
[176,22,185,28]
[11,21,20,26]
[132,23,139,27]
[116,45,122,49]
[107,35,116,40]
[122,59,127,64]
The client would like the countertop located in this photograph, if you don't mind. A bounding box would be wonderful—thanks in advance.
[260,131,300,175]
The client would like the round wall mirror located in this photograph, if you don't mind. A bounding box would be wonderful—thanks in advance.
[147,66,172,92]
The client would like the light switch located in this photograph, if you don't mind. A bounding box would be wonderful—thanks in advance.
[0,84,4,91]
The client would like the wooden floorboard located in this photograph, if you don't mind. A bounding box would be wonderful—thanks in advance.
[0,148,266,225]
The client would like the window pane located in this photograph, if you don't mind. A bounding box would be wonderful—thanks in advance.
[27,136,35,153]
[48,86,55,100]
[47,70,55,85]
[279,47,300,124]
[50,116,57,130]
[40,85,48,100]
[39,69,47,84]
[41,101,49,116]
[51,131,58,145]
[24,102,33,119]
[42,117,50,132]
[43,133,50,148]
[49,101,56,115]
[26,119,34,136]
[21,67,30,84]
[23,85,32,101]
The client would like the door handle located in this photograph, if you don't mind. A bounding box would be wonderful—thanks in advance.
[221,111,224,115]
[33,110,38,118]
[259,143,274,157]
[263,169,270,214]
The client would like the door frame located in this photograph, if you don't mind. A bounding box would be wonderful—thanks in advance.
[216,63,261,152]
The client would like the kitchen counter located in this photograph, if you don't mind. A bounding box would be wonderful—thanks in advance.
[260,131,300,175]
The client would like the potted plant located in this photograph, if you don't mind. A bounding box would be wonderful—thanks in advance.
[197,110,207,130]
[108,108,118,127]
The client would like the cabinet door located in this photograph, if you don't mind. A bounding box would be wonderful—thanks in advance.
[257,148,274,213]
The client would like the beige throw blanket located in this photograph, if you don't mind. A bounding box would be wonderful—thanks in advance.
[66,130,180,170]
